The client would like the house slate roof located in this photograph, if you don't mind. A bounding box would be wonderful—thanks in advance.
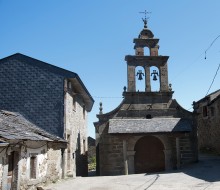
[0,110,66,142]
[0,53,94,111]
[195,89,220,104]
[108,118,192,134]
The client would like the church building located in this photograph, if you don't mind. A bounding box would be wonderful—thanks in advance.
[94,18,198,176]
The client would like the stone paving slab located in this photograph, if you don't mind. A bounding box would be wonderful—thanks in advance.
[43,155,220,190]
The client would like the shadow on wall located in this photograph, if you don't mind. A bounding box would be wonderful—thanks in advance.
[76,133,88,177]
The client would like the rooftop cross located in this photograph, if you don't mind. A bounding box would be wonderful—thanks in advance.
[139,10,151,28]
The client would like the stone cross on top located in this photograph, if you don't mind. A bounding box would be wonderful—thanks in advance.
[139,10,151,28]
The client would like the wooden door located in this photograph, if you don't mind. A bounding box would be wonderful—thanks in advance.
[134,136,165,173]
[7,151,19,190]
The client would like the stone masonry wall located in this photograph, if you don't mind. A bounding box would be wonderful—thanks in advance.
[0,58,64,137]
[64,82,88,177]
[98,123,124,176]
[19,141,63,190]
[196,99,220,154]
[0,147,6,190]
[0,141,63,190]
[46,142,63,182]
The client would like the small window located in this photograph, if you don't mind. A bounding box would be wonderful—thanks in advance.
[30,156,37,179]
[73,96,76,110]
[83,139,86,154]
[203,106,208,117]
[146,114,152,119]
[83,105,85,119]
[210,107,215,117]
[8,152,14,176]
[68,81,72,89]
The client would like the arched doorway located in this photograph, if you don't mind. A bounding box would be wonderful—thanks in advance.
[134,136,165,173]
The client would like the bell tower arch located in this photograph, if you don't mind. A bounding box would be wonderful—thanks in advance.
[125,19,169,93]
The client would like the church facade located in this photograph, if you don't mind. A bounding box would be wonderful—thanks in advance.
[94,21,198,176]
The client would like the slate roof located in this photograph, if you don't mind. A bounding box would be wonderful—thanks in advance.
[108,118,192,134]
[0,110,66,142]
[195,89,220,104]
[0,53,94,111]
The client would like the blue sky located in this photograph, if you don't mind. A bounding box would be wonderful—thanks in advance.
[1,1,220,138]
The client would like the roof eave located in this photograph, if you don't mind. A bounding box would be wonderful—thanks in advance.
[69,76,94,112]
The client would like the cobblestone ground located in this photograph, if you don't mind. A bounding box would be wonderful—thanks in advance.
[43,155,220,190]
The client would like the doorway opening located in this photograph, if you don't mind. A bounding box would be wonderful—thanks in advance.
[134,136,165,173]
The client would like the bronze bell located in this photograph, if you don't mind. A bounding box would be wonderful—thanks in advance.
[136,70,144,80]
[151,70,159,81]
[153,74,157,81]
[138,74,143,80]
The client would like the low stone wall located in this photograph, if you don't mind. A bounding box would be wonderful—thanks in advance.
[0,141,64,190]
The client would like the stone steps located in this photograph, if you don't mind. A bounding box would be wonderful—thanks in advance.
[179,137,195,165]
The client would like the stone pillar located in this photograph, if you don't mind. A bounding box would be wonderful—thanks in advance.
[145,66,151,92]
[163,149,172,171]
[123,140,128,175]
[135,47,144,56]
[150,46,158,56]
[176,137,181,169]
[61,148,65,179]
[159,63,169,92]
[127,65,136,92]
[127,151,136,174]
[2,164,8,190]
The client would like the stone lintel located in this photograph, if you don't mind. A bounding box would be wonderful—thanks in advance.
[125,55,169,67]
[123,91,174,98]
[133,38,159,48]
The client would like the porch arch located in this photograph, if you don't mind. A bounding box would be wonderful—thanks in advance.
[134,136,165,173]
[127,135,172,174]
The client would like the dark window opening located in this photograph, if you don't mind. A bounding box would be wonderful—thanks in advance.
[210,107,215,117]
[203,106,208,117]
[83,139,86,154]
[30,156,37,179]
[146,114,152,119]
[83,105,85,119]
[73,96,76,110]
[67,134,71,170]
[8,152,14,176]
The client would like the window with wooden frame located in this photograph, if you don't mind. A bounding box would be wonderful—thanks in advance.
[30,156,37,179]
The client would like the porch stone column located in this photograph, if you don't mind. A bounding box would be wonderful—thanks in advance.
[163,149,172,171]
[127,65,136,92]
[145,66,151,92]
[176,137,181,169]
[123,139,128,175]
[127,151,136,174]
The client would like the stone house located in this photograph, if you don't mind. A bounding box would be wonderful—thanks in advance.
[0,110,66,190]
[0,53,94,188]
[193,89,220,154]
[94,21,198,176]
